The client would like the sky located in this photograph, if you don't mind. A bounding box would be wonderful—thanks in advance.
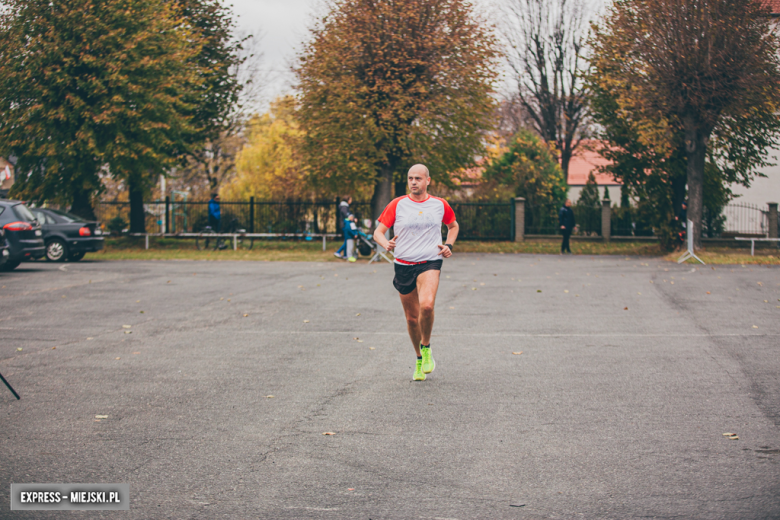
[228,0,319,103]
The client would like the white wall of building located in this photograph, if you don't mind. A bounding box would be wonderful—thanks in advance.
[567,185,622,205]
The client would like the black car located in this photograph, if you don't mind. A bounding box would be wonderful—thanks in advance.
[31,208,104,262]
[0,200,45,270]
[0,228,9,268]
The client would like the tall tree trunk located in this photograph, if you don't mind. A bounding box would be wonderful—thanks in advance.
[394,180,407,198]
[684,116,707,250]
[70,182,97,221]
[560,143,572,180]
[129,174,146,234]
[371,164,394,227]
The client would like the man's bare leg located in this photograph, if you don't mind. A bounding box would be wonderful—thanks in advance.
[399,289,422,357]
[416,270,440,346]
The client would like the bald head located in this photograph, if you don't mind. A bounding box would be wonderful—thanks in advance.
[407,163,431,198]
[409,164,429,178]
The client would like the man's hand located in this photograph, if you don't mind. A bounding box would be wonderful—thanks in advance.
[561,225,565,230]
[437,244,452,258]
[386,235,397,252]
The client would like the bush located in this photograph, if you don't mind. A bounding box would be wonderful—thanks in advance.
[107,216,127,236]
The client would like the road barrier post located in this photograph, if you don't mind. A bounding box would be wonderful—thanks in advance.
[514,198,525,242]
[602,200,611,242]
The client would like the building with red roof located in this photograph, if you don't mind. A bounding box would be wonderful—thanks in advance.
[565,141,621,204]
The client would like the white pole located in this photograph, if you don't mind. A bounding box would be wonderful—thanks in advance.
[160,175,167,234]
[322,235,326,252]
[145,234,149,250]
[233,234,237,251]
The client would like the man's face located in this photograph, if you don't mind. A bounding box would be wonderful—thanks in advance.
[407,168,430,195]
[215,196,220,202]
[565,200,572,207]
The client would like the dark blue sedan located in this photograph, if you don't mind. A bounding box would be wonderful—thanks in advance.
[31,208,104,262]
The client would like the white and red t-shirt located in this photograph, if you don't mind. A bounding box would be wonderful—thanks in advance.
[378,195,456,264]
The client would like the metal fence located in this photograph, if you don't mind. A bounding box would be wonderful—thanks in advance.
[722,202,768,236]
[96,199,515,240]
[448,202,513,240]
[96,199,775,241]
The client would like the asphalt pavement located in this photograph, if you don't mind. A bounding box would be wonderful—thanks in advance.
[1,254,779,519]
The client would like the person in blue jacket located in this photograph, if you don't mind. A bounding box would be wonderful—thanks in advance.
[334,195,352,259]
[208,193,221,232]
[343,212,358,262]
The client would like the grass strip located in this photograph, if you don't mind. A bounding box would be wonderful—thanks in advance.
[89,237,780,265]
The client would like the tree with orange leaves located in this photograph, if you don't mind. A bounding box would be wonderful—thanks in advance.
[296,0,500,221]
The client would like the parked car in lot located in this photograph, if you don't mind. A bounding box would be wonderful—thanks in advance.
[30,208,104,262]
[0,199,45,270]
[0,228,9,268]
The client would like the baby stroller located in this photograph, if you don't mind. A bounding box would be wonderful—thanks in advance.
[354,225,393,264]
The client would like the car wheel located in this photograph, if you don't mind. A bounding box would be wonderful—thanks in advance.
[46,239,68,262]
[0,260,21,271]
[69,251,86,261]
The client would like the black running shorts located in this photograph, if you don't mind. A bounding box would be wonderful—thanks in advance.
[392,260,443,295]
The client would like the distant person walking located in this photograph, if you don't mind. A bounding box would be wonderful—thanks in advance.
[373,164,459,381]
[559,199,575,254]
[335,196,352,259]
[208,193,221,233]
[208,193,227,249]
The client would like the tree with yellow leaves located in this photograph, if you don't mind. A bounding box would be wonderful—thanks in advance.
[221,97,309,201]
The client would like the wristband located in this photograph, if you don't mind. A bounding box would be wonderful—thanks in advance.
[444,244,453,251]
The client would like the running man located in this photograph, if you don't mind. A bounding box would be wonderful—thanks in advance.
[373,164,459,381]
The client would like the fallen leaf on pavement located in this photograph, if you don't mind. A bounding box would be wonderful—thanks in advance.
[124,331,132,334]
[322,432,336,435]
[303,319,310,323]
[706,291,711,294]
[537,290,541,293]
[16,348,22,351]
[564,290,569,293]
[753,325,758,328]
[624,307,628,310]
[122,325,131,329]
[369,347,375,350]
[243,314,248,317]
[512,352,523,355]
[115,357,121,360]
[87,337,93,340]
[355,313,360,316]
[95,415,108,419]
[266,395,274,398]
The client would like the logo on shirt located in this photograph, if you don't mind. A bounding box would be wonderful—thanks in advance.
[408,210,438,236]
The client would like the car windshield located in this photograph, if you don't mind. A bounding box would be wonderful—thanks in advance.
[12,203,36,222]
[48,208,85,223]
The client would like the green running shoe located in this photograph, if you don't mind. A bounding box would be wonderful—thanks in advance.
[413,359,425,381]
[421,347,435,374]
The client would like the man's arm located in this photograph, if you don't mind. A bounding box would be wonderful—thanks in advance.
[373,222,396,252]
[437,220,459,258]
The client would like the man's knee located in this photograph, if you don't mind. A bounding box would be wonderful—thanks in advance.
[405,313,420,327]
[420,301,434,315]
